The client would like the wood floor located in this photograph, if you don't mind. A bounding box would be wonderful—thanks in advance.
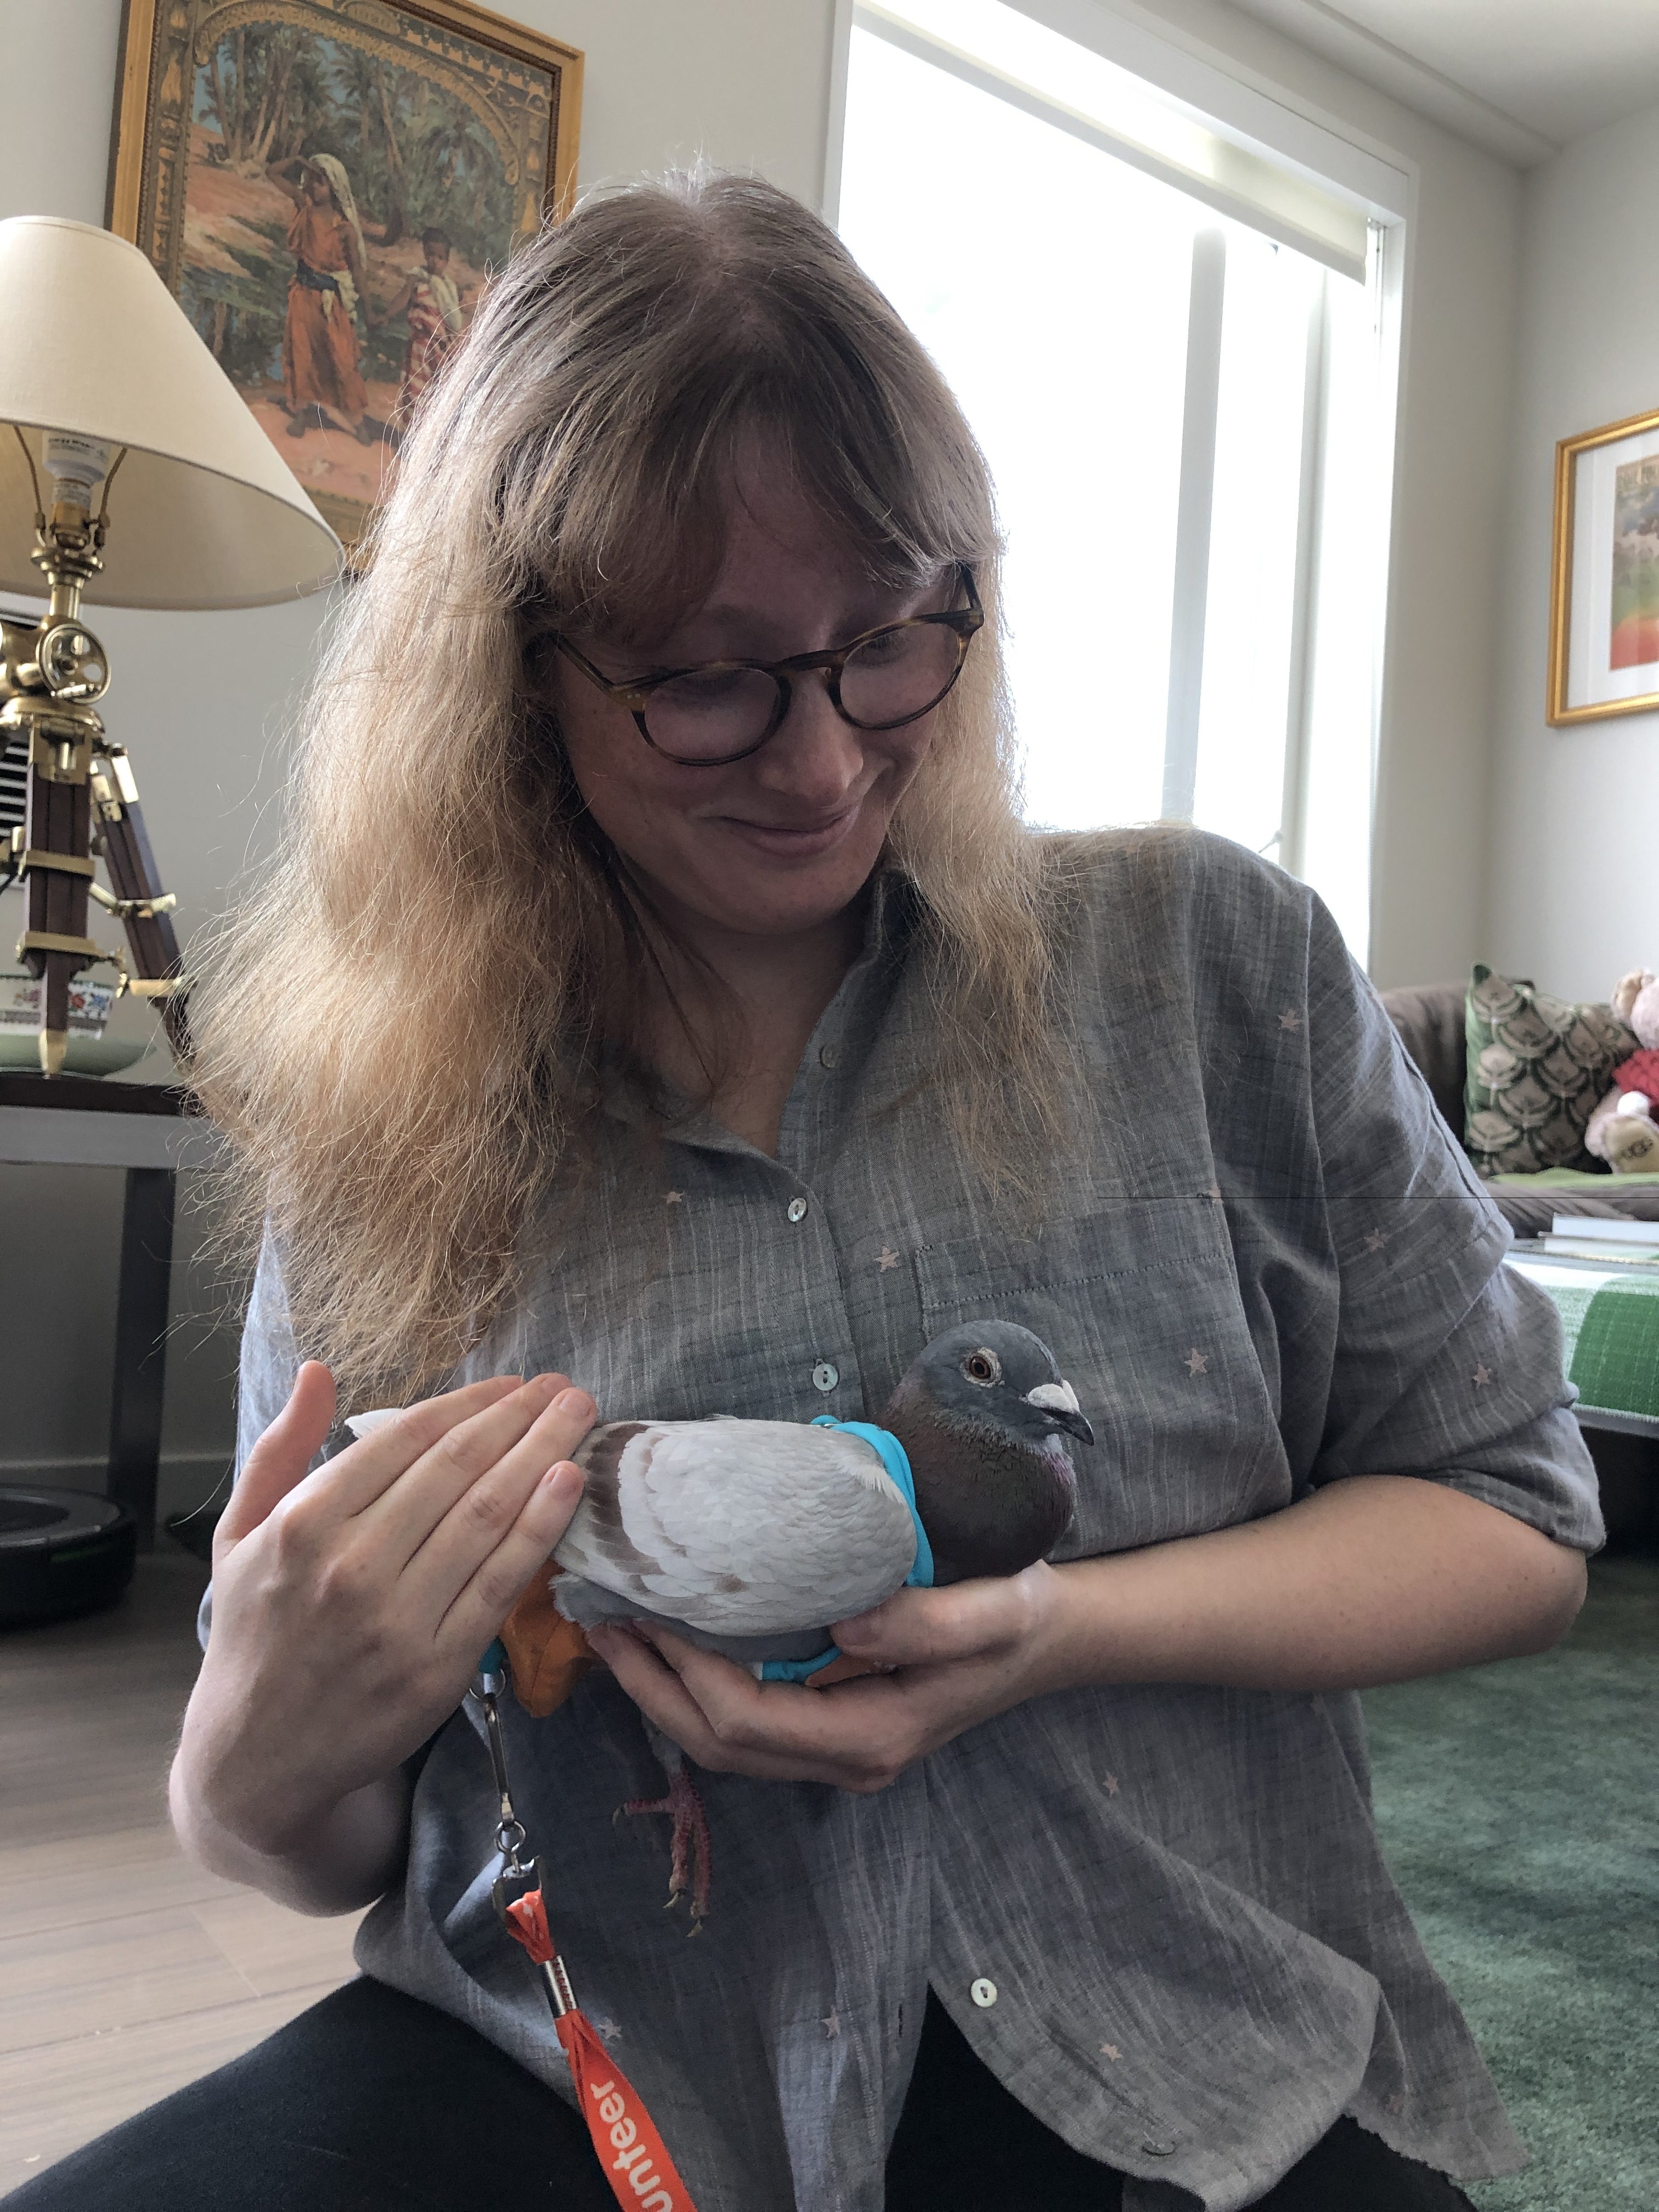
[0,1554,363,2196]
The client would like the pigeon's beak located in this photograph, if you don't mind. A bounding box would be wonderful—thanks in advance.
[1024,1381,1095,1448]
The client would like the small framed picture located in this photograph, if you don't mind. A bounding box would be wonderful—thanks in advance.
[106,0,583,556]
[1548,404,1659,726]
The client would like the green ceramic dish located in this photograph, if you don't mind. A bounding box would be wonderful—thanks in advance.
[0,1030,150,1076]
[0,967,151,1077]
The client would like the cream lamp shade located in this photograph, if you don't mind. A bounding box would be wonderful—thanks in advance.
[0,214,340,608]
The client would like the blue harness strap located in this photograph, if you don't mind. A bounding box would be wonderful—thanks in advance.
[759,1419,934,1683]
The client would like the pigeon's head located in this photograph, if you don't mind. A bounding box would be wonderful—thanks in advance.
[904,1321,1095,1456]
[881,1321,1093,1583]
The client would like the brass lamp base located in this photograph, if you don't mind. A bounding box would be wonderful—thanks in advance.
[0,433,185,1070]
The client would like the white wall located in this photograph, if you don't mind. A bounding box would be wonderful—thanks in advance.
[0,0,839,1513]
[1485,98,1659,1003]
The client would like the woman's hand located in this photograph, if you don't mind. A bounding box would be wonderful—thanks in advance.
[586,1475,1589,1795]
[585,1564,1070,1793]
[174,1362,595,1866]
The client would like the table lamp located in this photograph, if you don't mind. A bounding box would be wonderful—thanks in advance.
[0,214,340,1074]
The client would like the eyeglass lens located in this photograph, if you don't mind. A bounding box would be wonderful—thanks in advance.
[643,617,964,761]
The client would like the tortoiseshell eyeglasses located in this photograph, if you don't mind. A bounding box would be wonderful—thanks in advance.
[549,566,984,767]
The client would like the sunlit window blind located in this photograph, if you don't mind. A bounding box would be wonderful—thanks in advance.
[837,0,1393,958]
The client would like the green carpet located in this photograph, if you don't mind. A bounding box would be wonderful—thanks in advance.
[1363,1547,1658,2211]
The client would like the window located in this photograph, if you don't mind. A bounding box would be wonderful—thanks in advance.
[834,0,1399,957]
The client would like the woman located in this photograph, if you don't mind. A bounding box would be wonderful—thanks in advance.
[267,153,373,443]
[14,173,1598,2212]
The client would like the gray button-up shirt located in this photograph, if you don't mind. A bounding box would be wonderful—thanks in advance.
[232,830,1602,2212]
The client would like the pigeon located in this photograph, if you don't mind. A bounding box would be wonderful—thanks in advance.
[545,1321,1092,1921]
[348,1320,1093,1921]
[551,1320,1093,1652]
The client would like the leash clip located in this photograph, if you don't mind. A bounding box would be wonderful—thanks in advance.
[469,1657,532,1876]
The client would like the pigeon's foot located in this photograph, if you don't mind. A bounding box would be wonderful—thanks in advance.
[619,1762,713,1927]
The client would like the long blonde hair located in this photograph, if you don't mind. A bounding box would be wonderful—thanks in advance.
[190,170,1074,1400]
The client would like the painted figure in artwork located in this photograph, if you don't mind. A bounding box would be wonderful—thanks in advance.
[373,227,469,445]
[266,153,375,444]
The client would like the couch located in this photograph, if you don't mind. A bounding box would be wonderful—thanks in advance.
[1380,982,1659,1239]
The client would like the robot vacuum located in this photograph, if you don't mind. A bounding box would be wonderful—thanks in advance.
[0,1488,137,1625]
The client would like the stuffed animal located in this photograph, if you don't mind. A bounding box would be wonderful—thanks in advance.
[1585,969,1659,1173]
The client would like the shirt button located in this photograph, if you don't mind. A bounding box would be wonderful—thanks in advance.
[819,1043,840,1069]
[811,1361,839,1393]
[787,1197,809,1223]
[1141,2139,1176,2158]
[969,1978,997,2008]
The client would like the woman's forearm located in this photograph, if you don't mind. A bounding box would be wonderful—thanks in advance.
[169,1757,411,1917]
[1047,1474,1588,1696]
[592,1477,1589,1797]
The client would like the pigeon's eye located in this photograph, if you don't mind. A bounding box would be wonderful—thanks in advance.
[962,1349,1002,1386]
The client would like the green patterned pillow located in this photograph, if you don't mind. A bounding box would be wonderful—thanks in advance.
[1464,966,1636,1177]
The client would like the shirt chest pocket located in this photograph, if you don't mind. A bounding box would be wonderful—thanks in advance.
[912,1200,1291,1557]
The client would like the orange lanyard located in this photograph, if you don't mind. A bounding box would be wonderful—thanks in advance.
[472,1646,702,2212]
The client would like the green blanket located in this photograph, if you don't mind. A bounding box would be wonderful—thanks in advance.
[1505,1253,1659,1424]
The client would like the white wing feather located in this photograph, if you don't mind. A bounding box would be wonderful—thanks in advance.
[555,1420,917,1635]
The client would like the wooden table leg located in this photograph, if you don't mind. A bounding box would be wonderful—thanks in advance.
[108,1165,176,1547]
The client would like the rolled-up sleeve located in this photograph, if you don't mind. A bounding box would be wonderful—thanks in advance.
[1303,901,1604,1553]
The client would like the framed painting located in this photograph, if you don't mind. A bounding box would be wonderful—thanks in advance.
[1548,404,1659,727]
[106,0,582,552]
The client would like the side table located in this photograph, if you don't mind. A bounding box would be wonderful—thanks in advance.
[0,1071,216,1544]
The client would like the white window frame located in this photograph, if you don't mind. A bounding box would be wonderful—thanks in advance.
[826,0,1409,243]
[825,0,1410,945]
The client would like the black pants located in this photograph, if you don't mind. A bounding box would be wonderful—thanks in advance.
[5,1977,1477,2210]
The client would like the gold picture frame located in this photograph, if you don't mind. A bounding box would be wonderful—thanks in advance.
[1548,404,1659,727]
[106,0,582,554]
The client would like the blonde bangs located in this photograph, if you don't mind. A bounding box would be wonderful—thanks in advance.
[188,169,1071,1402]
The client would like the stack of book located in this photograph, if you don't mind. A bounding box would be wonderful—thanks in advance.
[1525,1215,1659,1267]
